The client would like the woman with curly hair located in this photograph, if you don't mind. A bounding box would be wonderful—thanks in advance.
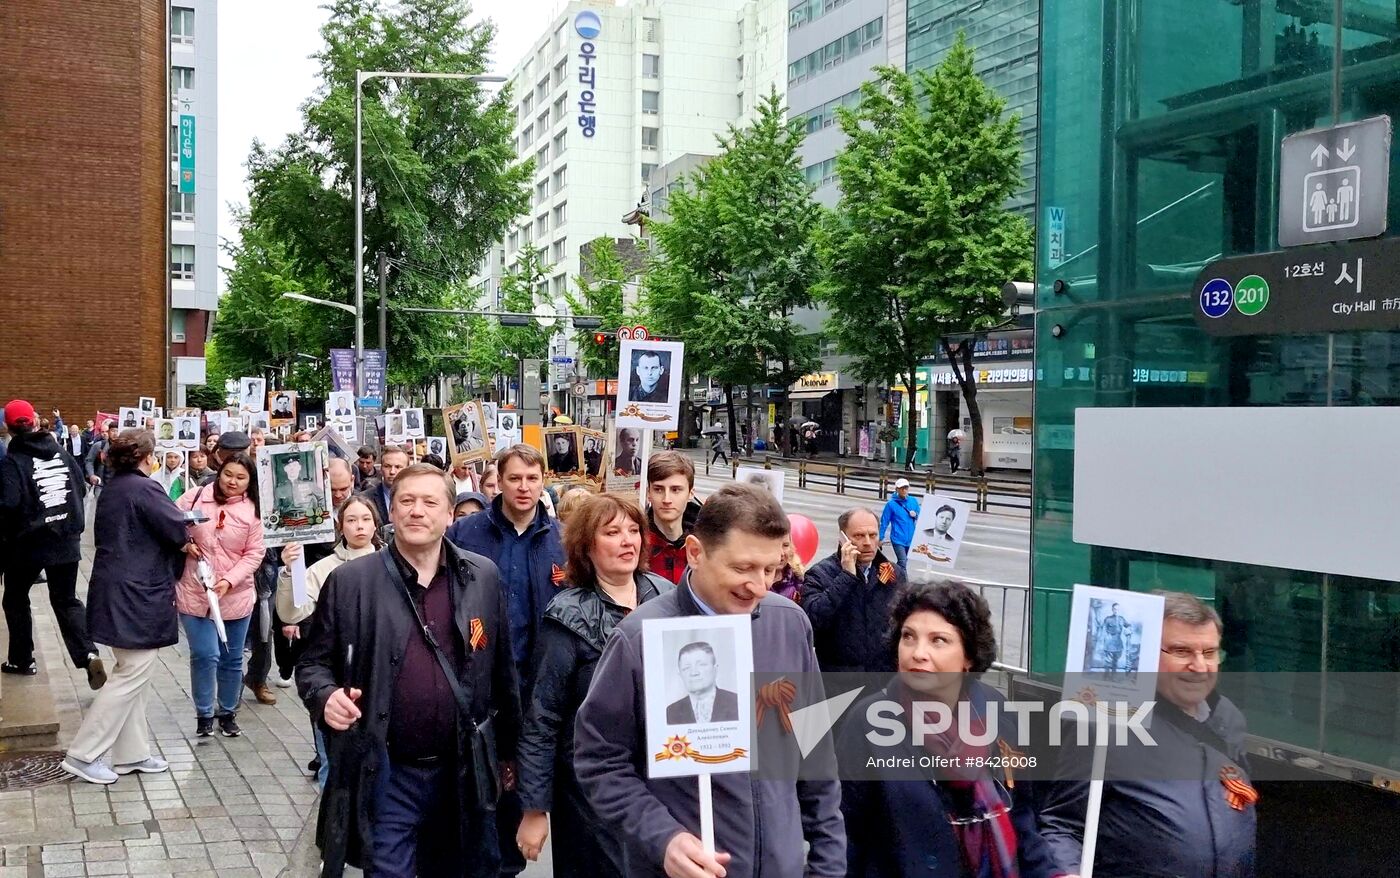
[838,579,1065,878]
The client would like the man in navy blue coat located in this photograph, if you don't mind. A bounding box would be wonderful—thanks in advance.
[445,443,565,877]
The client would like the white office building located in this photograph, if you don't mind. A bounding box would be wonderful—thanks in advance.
[168,0,218,405]
[476,0,787,387]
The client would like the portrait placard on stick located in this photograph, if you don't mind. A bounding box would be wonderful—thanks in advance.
[909,494,971,571]
[118,407,142,431]
[404,407,426,439]
[603,423,649,500]
[544,426,582,483]
[256,442,335,548]
[495,409,522,448]
[735,466,784,503]
[239,378,266,413]
[579,428,607,483]
[616,340,684,431]
[643,613,754,780]
[268,390,297,428]
[445,401,490,465]
[1063,584,1164,711]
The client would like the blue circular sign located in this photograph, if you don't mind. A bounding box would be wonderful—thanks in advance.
[1199,277,1234,319]
[574,10,602,39]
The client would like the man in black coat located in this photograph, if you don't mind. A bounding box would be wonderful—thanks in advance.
[801,506,903,673]
[0,400,104,687]
[297,463,521,877]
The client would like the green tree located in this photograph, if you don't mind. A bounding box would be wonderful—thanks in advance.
[645,90,821,450]
[567,237,638,378]
[817,38,1032,471]
[216,0,530,397]
[497,245,553,391]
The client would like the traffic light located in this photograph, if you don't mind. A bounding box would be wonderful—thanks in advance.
[593,331,608,346]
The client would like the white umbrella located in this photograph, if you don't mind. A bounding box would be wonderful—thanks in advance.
[196,559,227,645]
[947,429,966,440]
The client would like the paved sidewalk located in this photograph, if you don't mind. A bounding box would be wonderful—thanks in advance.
[0,540,323,878]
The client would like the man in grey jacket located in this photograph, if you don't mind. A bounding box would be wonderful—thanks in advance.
[575,483,846,878]
[1039,592,1257,878]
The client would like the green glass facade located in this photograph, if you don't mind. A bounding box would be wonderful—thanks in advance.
[907,0,1040,214]
[1034,0,1400,772]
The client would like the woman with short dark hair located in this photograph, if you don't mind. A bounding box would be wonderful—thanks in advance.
[839,579,1063,877]
[514,494,673,874]
[62,430,194,784]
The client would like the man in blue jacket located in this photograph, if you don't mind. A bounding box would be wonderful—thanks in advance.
[878,477,920,573]
[445,442,565,877]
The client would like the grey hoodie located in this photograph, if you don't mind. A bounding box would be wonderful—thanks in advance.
[573,575,846,878]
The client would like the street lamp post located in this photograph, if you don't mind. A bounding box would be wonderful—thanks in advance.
[354,69,507,400]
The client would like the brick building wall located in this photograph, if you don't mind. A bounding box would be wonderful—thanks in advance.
[0,0,168,419]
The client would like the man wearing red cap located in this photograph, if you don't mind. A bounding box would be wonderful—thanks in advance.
[0,400,105,687]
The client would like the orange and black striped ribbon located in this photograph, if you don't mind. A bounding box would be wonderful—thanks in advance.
[877,562,896,584]
[756,678,797,734]
[1220,765,1259,811]
[469,617,487,652]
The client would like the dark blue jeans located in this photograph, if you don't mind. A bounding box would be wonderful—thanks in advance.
[891,542,909,573]
[180,613,252,718]
[370,755,499,878]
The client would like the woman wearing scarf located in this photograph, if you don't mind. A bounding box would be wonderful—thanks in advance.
[839,580,1066,878]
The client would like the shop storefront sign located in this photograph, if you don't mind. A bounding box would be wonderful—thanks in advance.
[791,371,838,392]
[1193,235,1400,336]
[930,366,1034,387]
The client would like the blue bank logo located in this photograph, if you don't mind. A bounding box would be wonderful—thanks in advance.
[574,10,601,39]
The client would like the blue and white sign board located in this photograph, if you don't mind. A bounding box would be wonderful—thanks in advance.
[575,11,601,138]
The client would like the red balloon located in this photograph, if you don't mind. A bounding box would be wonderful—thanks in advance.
[788,513,819,566]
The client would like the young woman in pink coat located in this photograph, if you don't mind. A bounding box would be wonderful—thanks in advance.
[176,452,264,738]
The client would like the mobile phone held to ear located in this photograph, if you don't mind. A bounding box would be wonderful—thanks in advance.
[838,530,851,547]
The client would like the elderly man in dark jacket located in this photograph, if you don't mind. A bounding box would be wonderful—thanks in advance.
[0,399,103,686]
[1039,592,1257,878]
[64,428,192,784]
[297,463,521,877]
[802,506,903,673]
[574,484,846,878]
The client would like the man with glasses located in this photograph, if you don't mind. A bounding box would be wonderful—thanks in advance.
[1040,591,1255,878]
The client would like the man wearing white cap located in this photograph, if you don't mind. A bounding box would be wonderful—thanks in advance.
[878,477,921,573]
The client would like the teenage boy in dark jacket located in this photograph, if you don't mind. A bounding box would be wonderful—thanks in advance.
[0,399,104,687]
[644,450,702,584]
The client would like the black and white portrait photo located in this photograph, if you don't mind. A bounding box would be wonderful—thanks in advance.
[582,431,605,479]
[629,348,672,404]
[177,417,198,449]
[612,428,642,476]
[240,378,266,413]
[427,437,447,459]
[616,340,685,431]
[385,413,407,444]
[1063,585,1165,709]
[119,407,140,429]
[329,391,355,422]
[665,641,739,724]
[446,402,488,461]
[910,494,971,570]
[495,411,521,448]
[545,428,581,476]
[404,407,426,439]
[269,391,297,426]
[735,466,785,503]
[138,397,156,415]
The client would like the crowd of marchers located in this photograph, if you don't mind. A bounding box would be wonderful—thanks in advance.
[0,398,1255,878]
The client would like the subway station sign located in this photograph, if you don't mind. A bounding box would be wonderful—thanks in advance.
[1193,236,1400,336]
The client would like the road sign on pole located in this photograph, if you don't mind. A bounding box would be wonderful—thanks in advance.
[1278,115,1390,247]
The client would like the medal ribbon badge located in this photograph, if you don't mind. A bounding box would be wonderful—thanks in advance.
[551,564,566,586]
[654,735,747,765]
[1220,765,1259,811]
[755,678,797,734]
[877,562,896,585]
[469,617,488,652]
[619,403,669,422]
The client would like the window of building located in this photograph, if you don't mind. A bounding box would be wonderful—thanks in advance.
[537,213,549,237]
[171,309,187,342]
[537,111,550,134]
[643,54,661,78]
[787,17,883,85]
[170,244,195,280]
[170,187,194,222]
[536,145,549,169]
[537,77,549,103]
[537,179,549,203]
[643,17,660,42]
[553,202,566,226]
[535,280,548,297]
[171,6,194,43]
[170,66,194,95]
[522,225,533,246]
[737,56,745,80]
[641,126,659,149]
[642,162,657,185]
[553,94,566,125]
[170,124,179,161]
[803,157,838,187]
[553,238,566,262]
[642,90,660,114]
[789,0,853,31]
[798,87,863,134]
[521,124,534,148]
[554,22,566,52]
[522,94,533,116]
[553,129,566,156]
[552,274,567,296]
[508,230,519,252]
[553,165,567,190]
[554,58,568,88]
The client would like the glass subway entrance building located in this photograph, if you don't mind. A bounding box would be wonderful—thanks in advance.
[1031,0,1399,863]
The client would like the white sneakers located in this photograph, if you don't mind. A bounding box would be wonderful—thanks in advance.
[275,674,294,689]
[62,754,169,785]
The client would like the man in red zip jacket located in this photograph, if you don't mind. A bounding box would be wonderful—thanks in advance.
[644,451,702,584]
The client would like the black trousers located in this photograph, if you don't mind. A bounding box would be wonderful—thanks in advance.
[2,559,95,668]
[370,756,498,878]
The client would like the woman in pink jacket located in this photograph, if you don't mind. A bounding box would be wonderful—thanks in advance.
[176,452,264,738]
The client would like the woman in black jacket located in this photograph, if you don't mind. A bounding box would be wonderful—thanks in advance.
[62,429,193,785]
[515,494,671,875]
